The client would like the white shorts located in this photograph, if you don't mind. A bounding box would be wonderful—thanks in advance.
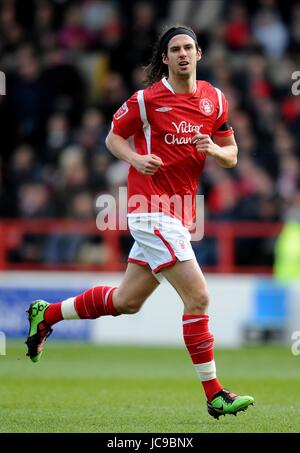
[127,213,195,281]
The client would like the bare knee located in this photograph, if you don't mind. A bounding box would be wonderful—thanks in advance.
[184,288,210,314]
[122,303,141,314]
[113,290,144,315]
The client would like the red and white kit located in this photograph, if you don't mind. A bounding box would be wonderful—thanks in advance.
[112,77,233,275]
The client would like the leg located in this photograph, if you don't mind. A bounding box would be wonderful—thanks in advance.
[113,262,160,314]
[51,262,159,320]
[161,259,209,315]
[161,259,254,418]
[161,259,221,398]
[25,263,159,362]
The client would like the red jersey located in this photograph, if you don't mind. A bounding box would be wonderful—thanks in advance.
[112,77,233,227]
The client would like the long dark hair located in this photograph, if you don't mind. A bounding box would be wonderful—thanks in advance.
[143,25,200,87]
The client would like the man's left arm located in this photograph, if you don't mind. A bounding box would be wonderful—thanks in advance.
[192,133,238,168]
[192,89,238,168]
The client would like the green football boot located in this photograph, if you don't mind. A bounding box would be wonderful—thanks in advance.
[207,389,254,419]
[25,300,53,363]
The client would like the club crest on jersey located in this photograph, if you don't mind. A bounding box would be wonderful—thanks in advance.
[199,98,214,116]
[114,102,128,120]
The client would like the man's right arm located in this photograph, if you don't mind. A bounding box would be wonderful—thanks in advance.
[105,129,137,165]
[105,130,163,176]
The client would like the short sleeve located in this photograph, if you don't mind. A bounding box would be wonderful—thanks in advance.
[112,92,143,139]
[212,91,234,137]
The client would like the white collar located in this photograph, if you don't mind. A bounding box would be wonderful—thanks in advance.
[162,77,197,94]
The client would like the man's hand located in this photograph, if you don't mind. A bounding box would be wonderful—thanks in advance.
[105,131,164,174]
[191,133,219,157]
[192,133,238,168]
[130,153,164,175]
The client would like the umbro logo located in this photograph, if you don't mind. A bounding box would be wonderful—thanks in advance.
[155,107,173,112]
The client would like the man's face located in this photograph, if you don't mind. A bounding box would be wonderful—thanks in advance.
[162,34,201,78]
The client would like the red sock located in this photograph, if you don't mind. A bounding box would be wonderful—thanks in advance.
[183,314,222,401]
[74,286,118,318]
[45,286,119,326]
[44,303,63,325]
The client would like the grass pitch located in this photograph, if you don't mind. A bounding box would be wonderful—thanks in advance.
[0,342,299,433]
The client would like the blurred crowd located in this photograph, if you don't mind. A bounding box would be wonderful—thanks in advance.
[0,0,300,267]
